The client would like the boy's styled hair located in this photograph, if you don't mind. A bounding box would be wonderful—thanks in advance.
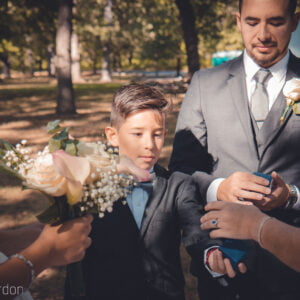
[110,83,172,127]
[239,0,298,15]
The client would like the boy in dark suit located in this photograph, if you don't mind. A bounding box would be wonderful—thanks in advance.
[65,84,213,300]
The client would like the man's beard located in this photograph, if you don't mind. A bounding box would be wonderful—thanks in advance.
[253,54,279,67]
[249,43,289,68]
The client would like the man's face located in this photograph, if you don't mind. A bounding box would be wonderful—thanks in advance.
[106,109,166,170]
[237,0,299,68]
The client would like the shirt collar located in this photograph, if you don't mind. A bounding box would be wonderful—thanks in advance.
[243,50,289,82]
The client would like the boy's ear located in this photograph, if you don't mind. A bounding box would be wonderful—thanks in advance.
[105,127,119,147]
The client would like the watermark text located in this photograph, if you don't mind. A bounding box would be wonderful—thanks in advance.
[0,284,24,296]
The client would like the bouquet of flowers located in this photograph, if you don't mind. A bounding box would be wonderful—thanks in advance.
[0,120,149,296]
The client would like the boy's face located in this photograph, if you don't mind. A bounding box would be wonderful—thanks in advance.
[106,109,166,170]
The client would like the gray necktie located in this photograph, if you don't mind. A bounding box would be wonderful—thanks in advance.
[251,69,271,129]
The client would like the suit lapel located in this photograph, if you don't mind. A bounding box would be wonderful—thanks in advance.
[227,57,258,157]
[140,171,168,238]
[259,54,300,157]
[257,89,286,155]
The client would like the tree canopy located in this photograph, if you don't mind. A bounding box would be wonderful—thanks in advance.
[0,0,245,77]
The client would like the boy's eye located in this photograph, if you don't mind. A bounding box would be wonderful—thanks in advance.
[132,132,142,136]
[154,132,163,138]
[246,21,258,27]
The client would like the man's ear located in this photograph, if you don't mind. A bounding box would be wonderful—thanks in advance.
[105,127,119,147]
[235,12,242,32]
[291,12,300,32]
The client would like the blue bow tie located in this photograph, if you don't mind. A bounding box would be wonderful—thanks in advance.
[137,181,152,194]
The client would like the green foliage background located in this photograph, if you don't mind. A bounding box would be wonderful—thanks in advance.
[2,0,298,74]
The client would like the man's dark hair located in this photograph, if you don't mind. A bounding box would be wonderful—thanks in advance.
[110,83,172,127]
[239,0,298,15]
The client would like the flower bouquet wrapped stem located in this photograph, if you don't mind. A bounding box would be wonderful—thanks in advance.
[39,195,86,296]
[0,120,150,297]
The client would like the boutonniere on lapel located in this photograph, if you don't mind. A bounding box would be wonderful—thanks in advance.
[280,78,300,125]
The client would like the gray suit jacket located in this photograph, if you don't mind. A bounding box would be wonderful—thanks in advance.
[170,52,300,201]
[65,165,213,300]
[169,52,300,299]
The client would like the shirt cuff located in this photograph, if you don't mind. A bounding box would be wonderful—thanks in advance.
[204,246,224,278]
[291,185,300,210]
[206,178,225,203]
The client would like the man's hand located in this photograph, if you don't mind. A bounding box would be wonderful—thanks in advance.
[208,249,247,278]
[256,171,289,211]
[217,172,271,203]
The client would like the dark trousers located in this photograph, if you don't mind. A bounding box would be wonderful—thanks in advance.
[146,285,185,300]
[197,272,269,300]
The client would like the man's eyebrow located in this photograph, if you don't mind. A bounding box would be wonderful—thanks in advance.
[268,16,285,22]
[244,16,285,21]
[245,16,259,21]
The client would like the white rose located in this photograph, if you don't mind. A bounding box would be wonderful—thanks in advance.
[23,150,91,205]
[24,153,68,196]
[283,78,300,101]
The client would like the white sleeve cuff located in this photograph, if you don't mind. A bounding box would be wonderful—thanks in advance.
[292,185,300,210]
[206,178,225,203]
[204,246,224,278]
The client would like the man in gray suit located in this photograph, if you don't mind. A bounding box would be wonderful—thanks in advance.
[169,0,300,299]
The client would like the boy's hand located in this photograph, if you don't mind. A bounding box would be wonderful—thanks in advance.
[117,155,151,182]
[208,249,247,278]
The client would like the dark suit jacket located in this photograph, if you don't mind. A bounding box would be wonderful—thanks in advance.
[65,164,212,300]
[169,52,300,299]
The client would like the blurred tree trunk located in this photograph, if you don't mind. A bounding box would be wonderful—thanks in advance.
[25,48,35,77]
[71,32,84,83]
[92,50,98,75]
[92,36,100,75]
[101,42,111,82]
[175,0,200,79]
[71,0,84,83]
[176,55,181,77]
[47,45,56,77]
[100,0,113,82]
[0,53,11,79]
[56,0,76,114]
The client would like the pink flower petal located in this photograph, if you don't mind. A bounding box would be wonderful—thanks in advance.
[52,150,90,184]
[52,150,91,204]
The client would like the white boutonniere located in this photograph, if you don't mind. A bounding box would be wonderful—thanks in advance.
[280,78,300,125]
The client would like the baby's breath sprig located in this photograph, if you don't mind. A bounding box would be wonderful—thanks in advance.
[79,149,135,217]
[0,139,32,179]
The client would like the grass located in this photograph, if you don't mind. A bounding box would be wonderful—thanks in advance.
[0,76,198,300]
